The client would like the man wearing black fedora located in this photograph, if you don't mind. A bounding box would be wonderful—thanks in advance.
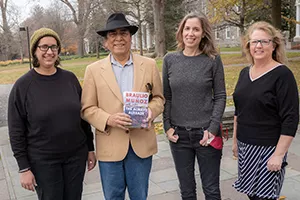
[81,13,164,200]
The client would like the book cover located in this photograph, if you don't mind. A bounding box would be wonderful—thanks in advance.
[123,91,149,128]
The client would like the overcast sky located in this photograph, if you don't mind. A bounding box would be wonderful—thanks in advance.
[11,0,51,21]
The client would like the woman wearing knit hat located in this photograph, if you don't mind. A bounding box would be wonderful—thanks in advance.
[7,27,96,200]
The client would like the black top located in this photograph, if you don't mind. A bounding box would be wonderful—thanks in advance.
[233,65,299,146]
[162,52,226,134]
[8,67,94,171]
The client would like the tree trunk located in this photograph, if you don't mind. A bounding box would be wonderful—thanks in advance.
[272,0,281,29]
[96,36,100,59]
[137,4,143,55]
[142,24,147,52]
[0,0,13,60]
[148,23,155,52]
[60,0,99,57]
[152,0,166,58]
[77,29,85,56]
[240,0,246,57]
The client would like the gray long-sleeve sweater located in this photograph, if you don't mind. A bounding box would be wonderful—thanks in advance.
[162,51,226,134]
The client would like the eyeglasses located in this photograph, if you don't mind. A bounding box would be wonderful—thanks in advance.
[37,45,59,52]
[107,30,130,39]
[248,39,273,46]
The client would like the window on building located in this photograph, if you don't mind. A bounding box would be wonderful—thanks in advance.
[226,27,231,39]
[215,29,220,40]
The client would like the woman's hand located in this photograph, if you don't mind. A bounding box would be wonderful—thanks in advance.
[20,170,36,191]
[87,151,96,171]
[232,140,238,159]
[166,128,179,143]
[267,135,293,171]
[267,154,283,172]
[199,130,214,146]
[232,116,238,159]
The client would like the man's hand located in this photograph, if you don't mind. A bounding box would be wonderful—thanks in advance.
[20,170,36,191]
[107,113,132,130]
[166,128,179,143]
[146,108,153,128]
[87,151,96,171]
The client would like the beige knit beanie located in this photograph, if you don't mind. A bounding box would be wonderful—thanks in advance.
[30,28,61,56]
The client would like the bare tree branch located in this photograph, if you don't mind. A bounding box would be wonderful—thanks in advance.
[60,0,78,24]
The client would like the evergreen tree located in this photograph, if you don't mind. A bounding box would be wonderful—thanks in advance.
[164,0,184,50]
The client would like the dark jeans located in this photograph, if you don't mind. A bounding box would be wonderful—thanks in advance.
[170,128,222,200]
[30,145,88,200]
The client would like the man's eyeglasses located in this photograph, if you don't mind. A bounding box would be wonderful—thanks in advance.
[38,45,59,52]
[107,30,130,39]
[248,39,273,46]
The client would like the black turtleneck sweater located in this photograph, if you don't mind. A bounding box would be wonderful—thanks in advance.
[8,67,94,171]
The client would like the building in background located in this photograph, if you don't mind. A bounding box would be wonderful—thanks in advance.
[294,0,300,41]
[184,0,241,48]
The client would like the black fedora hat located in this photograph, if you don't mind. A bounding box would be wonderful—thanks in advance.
[97,13,138,37]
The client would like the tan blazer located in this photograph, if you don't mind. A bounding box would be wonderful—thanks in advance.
[81,53,165,161]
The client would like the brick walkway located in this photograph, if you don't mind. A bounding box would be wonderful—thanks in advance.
[1,126,300,200]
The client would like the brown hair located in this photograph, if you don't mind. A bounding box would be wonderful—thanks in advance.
[31,37,61,68]
[176,13,218,58]
[242,21,287,65]
[30,28,61,68]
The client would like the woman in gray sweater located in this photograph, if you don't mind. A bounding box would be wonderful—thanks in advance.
[163,13,226,200]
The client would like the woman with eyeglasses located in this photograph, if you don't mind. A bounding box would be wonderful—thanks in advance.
[232,21,299,200]
[8,28,96,200]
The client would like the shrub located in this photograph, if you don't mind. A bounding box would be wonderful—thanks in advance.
[291,43,300,50]
[0,59,30,67]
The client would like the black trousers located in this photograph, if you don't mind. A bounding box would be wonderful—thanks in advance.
[169,128,222,200]
[248,195,276,200]
[30,145,88,200]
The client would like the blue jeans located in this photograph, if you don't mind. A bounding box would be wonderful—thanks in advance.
[170,127,222,200]
[98,144,152,200]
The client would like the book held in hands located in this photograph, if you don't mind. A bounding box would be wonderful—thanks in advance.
[123,91,149,128]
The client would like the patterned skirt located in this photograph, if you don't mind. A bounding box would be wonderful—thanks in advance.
[233,140,287,199]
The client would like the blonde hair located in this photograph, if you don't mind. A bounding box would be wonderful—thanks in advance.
[176,13,218,58]
[243,21,287,65]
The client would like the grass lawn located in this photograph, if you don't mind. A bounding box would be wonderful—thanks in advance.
[1,53,300,107]
[220,52,300,66]
[0,58,99,84]
[287,52,300,58]
[219,46,241,52]
[224,59,300,99]
[221,54,248,65]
